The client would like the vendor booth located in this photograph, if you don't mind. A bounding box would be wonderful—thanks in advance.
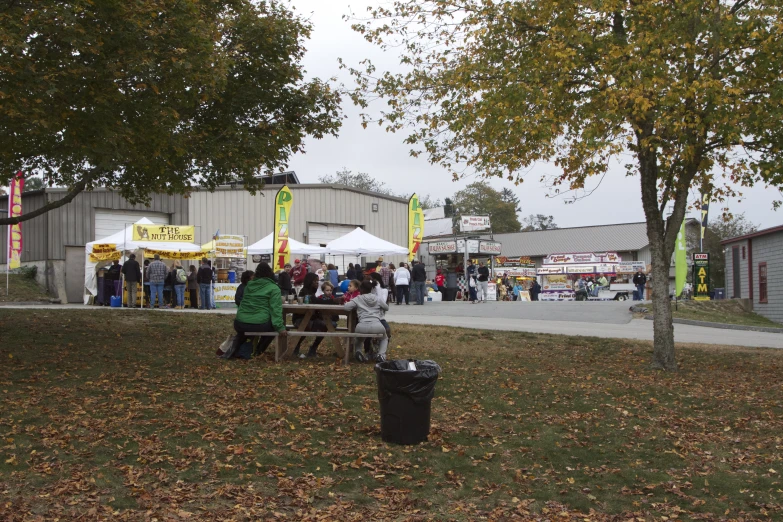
[84,218,203,306]
[201,235,249,306]
[537,252,623,301]
[426,238,502,300]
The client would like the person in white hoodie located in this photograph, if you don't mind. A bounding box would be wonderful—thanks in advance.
[393,262,411,305]
[344,280,390,362]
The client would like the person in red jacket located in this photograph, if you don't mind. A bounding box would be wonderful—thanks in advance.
[290,258,307,292]
[435,269,446,294]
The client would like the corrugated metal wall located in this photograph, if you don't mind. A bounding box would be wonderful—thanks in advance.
[188,185,409,250]
[0,191,48,263]
[2,189,188,262]
[45,189,188,260]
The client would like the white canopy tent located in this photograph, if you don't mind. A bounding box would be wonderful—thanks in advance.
[247,233,326,256]
[83,217,202,304]
[324,227,408,257]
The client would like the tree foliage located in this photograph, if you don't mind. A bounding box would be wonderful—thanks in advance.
[346,0,783,370]
[22,176,44,192]
[452,182,521,234]
[319,168,397,196]
[522,214,559,232]
[0,0,342,225]
[319,167,441,208]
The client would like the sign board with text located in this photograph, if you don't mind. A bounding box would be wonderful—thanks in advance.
[133,225,195,242]
[692,253,710,300]
[459,215,491,232]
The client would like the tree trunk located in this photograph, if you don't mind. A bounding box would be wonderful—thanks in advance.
[637,135,679,371]
[647,230,677,370]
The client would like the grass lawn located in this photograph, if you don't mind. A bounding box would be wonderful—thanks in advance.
[0,274,49,303]
[667,299,782,328]
[1,309,782,520]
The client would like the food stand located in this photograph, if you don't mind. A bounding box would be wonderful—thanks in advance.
[426,238,502,300]
[537,252,623,301]
[201,235,248,306]
[84,218,203,306]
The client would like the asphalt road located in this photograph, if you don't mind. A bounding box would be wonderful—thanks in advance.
[3,302,781,349]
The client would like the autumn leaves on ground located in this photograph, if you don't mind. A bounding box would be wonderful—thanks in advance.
[0,310,781,520]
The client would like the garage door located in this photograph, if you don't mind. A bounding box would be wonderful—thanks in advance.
[308,223,361,272]
[94,210,169,241]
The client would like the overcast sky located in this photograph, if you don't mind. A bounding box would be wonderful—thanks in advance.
[286,0,781,230]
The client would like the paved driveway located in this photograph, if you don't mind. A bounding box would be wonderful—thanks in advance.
[385,301,634,325]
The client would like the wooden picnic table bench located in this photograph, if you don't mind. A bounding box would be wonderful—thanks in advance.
[246,303,384,364]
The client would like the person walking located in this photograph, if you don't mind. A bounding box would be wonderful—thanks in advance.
[387,263,397,303]
[172,260,187,309]
[632,269,647,301]
[435,269,446,294]
[186,265,199,308]
[477,262,490,303]
[394,262,411,305]
[197,258,213,310]
[411,260,427,305]
[146,254,168,308]
[121,253,142,307]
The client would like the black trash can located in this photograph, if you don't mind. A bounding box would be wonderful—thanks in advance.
[375,360,441,445]
[442,288,458,302]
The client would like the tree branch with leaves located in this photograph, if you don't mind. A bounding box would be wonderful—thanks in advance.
[344,0,783,370]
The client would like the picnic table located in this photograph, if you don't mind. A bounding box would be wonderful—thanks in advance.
[248,303,384,364]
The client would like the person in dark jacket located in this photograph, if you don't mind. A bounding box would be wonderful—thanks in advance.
[105,259,123,304]
[477,262,490,303]
[186,265,199,308]
[411,260,427,305]
[632,269,647,301]
[278,263,293,296]
[235,270,254,306]
[121,254,142,307]
[346,263,356,280]
[529,279,542,301]
[197,259,213,310]
[223,263,286,359]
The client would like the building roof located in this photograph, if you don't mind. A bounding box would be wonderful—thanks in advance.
[484,222,650,257]
[483,219,700,257]
[721,224,783,245]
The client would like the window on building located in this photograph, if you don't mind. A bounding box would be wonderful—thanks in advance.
[759,262,768,304]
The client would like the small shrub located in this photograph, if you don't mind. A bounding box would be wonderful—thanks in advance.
[17,265,38,280]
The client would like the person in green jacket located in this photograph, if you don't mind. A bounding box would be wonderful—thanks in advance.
[223,262,287,359]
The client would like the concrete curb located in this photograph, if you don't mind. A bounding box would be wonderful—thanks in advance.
[644,315,783,334]
[0,300,60,306]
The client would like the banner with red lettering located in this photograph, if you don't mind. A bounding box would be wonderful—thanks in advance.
[7,171,23,269]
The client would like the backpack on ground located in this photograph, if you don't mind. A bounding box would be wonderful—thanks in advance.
[176,268,187,284]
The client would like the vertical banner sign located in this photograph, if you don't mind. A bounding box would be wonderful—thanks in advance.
[700,193,710,242]
[408,194,423,261]
[675,220,687,297]
[692,253,711,301]
[7,171,24,269]
[273,185,293,270]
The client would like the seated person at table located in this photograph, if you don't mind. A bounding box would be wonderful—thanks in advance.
[234,270,254,306]
[364,273,392,354]
[344,280,389,363]
[223,262,286,359]
[313,281,339,328]
[342,279,361,303]
[292,273,327,358]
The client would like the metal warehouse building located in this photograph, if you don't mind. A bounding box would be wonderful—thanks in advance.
[722,225,783,323]
[1,175,409,303]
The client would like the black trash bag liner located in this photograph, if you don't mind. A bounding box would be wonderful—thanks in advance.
[375,360,441,404]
